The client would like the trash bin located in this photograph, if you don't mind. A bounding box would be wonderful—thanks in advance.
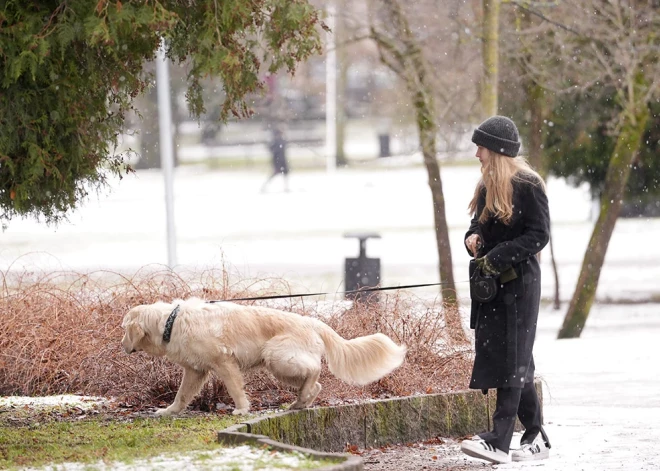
[378,134,391,158]
[344,232,381,302]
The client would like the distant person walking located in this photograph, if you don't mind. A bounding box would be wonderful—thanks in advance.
[261,128,289,193]
[460,116,552,465]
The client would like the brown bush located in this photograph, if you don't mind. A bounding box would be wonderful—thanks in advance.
[0,266,473,410]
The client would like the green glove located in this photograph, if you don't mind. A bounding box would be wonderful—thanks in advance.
[499,267,518,283]
[475,256,498,276]
[476,257,518,283]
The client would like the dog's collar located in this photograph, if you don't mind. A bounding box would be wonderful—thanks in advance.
[163,305,180,343]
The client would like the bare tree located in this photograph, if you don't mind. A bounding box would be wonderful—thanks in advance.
[366,0,481,329]
[501,3,563,309]
[481,0,501,116]
[521,1,660,338]
[368,0,456,308]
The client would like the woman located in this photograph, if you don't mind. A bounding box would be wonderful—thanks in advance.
[460,116,552,464]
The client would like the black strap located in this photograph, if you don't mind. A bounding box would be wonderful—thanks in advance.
[208,281,465,303]
[162,305,180,343]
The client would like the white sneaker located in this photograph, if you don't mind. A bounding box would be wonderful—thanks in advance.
[511,435,550,461]
[460,437,511,464]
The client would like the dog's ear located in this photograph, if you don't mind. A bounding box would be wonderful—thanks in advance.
[122,322,145,353]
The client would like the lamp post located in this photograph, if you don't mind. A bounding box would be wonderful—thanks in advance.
[156,42,177,268]
[325,0,337,173]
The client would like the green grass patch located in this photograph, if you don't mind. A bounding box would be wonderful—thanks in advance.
[0,411,341,470]
[0,414,241,469]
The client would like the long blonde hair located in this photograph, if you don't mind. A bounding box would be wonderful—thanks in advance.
[468,149,546,225]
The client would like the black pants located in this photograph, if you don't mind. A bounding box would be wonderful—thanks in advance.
[479,381,550,453]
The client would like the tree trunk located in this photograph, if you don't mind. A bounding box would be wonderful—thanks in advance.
[335,0,349,167]
[399,11,458,308]
[548,231,561,310]
[558,104,649,338]
[413,90,457,305]
[526,83,544,172]
[525,81,561,309]
[481,0,500,116]
[369,0,460,333]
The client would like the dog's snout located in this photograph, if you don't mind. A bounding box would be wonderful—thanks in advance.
[122,335,136,355]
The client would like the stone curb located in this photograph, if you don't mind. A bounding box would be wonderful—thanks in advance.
[218,381,543,470]
[218,424,362,471]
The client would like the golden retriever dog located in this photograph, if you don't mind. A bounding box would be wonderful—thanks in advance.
[121,297,406,416]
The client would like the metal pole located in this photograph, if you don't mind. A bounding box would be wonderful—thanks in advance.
[156,42,177,268]
[325,0,337,173]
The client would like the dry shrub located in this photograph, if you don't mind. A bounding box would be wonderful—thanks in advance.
[312,293,473,403]
[0,266,473,410]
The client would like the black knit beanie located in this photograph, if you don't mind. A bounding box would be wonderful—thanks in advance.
[471,115,521,157]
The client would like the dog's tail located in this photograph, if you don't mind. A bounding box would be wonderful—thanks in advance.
[314,321,406,385]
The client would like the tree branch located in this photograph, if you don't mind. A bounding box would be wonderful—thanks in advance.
[509,0,582,36]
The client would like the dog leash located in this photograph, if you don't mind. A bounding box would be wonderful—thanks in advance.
[165,281,467,343]
[208,280,469,303]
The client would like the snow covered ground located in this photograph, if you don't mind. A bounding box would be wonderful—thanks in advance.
[515,302,660,470]
[0,395,110,410]
[1,162,657,304]
[19,445,326,471]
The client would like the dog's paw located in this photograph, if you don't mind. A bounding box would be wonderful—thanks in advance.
[154,408,174,417]
[232,408,249,415]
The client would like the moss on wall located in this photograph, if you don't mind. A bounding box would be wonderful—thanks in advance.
[234,381,544,453]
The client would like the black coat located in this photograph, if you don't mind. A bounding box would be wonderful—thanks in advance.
[465,174,550,390]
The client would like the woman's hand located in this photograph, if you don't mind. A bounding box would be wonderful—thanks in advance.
[465,234,482,257]
[475,256,499,276]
